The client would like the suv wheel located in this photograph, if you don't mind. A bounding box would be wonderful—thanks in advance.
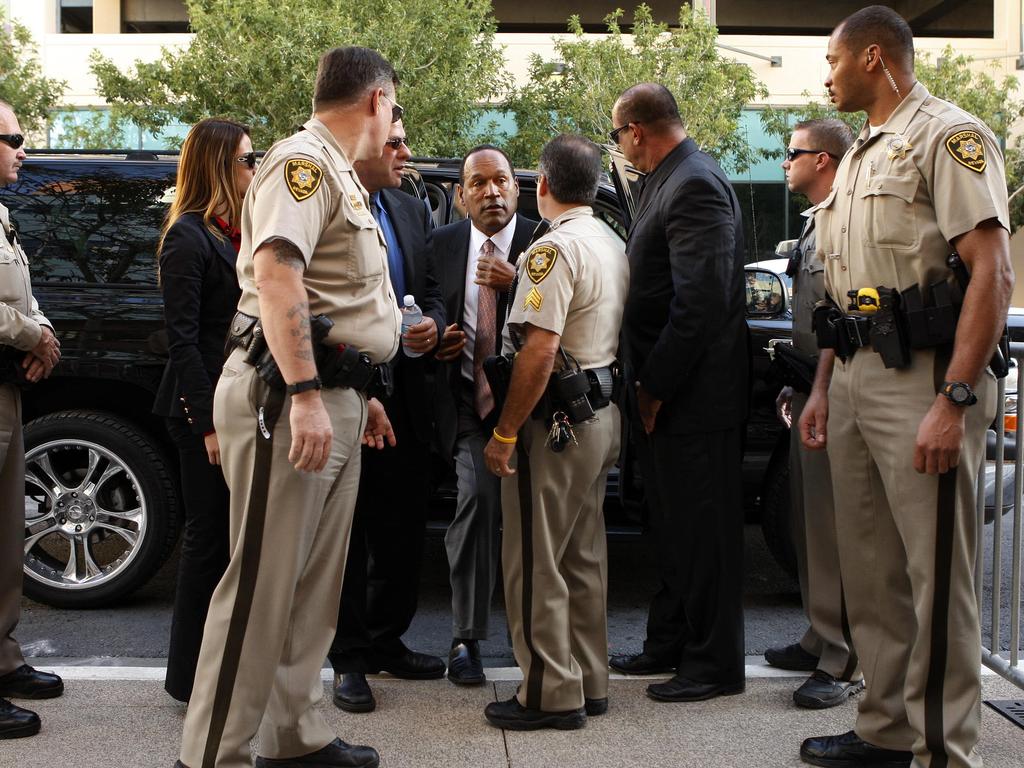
[22,411,179,608]
[760,438,798,579]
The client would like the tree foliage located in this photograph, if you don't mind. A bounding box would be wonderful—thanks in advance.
[90,0,505,154]
[504,4,765,170]
[0,10,67,137]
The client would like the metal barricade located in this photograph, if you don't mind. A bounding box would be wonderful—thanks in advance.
[976,341,1024,688]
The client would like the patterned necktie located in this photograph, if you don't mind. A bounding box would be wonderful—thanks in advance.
[473,239,497,419]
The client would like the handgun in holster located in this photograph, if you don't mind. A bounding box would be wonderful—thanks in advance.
[812,299,854,361]
[246,314,334,390]
[482,352,516,416]
[946,251,1010,378]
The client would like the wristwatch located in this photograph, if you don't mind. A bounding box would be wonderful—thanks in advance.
[285,376,322,396]
[940,381,977,406]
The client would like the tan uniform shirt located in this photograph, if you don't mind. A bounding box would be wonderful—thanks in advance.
[236,118,402,363]
[504,206,629,368]
[817,82,1009,307]
[0,202,50,350]
[790,211,824,357]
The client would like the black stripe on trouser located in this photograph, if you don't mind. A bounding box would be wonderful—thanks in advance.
[201,385,286,768]
[924,470,956,768]
[516,443,545,709]
[838,582,858,682]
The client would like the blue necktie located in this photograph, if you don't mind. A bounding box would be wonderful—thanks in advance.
[370,194,406,300]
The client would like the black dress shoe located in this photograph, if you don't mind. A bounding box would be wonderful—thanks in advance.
[793,671,865,710]
[0,698,40,739]
[764,642,820,672]
[332,673,376,714]
[448,640,485,686]
[484,697,585,731]
[646,675,744,702]
[0,665,64,700]
[584,697,607,716]
[608,651,675,675]
[800,731,912,767]
[369,648,445,680]
[254,738,380,768]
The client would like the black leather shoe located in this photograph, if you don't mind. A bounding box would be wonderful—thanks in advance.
[0,665,63,700]
[369,648,445,680]
[332,673,376,713]
[608,652,675,676]
[448,640,485,686]
[794,671,865,710]
[484,696,585,731]
[764,642,820,672]
[800,731,912,767]
[0,698,40,739]
[584,697,608,716]
[646,675,745,702]
[255,738,380,768]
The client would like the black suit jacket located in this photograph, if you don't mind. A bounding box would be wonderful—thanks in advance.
[623,138,749,434]
[153,213,241,434]
[432,214,538,458]
[377,187,446,443]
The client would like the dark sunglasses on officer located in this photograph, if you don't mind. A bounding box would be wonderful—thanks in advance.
[785,147,839,162]
[0,134,25,150]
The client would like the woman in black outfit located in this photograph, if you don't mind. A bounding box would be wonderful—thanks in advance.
[153,118,255,702]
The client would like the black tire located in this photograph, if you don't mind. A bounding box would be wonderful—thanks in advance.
[22,410,180,608]
[759,438,798,579]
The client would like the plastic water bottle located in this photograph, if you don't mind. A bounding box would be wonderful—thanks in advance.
[401,294,424,358]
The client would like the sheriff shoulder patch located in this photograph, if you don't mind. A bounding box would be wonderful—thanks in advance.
[284,158,324,201]
[945,130,986,173]
[523,286,543,311]
[526,244,559,284]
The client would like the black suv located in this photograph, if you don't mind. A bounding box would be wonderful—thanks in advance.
[5,151,798,608]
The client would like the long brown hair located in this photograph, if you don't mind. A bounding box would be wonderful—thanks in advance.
[158,117,251,257]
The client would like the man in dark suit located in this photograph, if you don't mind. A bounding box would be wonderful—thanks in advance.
[607,84,749,702]
[329,121,447,713]
[433,145,537,684]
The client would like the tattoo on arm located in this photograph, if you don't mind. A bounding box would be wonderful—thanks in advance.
[270,239,306,272]
[286,302,314,361]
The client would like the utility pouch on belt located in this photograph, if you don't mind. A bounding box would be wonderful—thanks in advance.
[901,282,958,350]
[869,287,911,369]
[813,300,853,360]
[551,366,595,425]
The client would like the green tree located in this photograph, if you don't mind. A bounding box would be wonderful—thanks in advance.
[50,111,132,150]
[0,10,67,137]
[504,4,765,170]
[89,0,504,154]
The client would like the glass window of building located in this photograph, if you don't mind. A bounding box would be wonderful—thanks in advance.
[714,1,994,38]
[121,0,190,33]
[490,1,694,32]
[59,0,94,34]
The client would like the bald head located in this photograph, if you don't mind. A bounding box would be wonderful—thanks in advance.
[613,83,682,135]
[835,5,914,72]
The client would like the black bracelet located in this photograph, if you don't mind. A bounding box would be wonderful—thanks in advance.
[285,376,322,396]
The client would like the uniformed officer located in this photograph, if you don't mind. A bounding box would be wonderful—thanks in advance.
[799,7,1013,768]
[0,101,65,741]
[764,118,863,709]
[176,47,402,768]
[483,134,629,729]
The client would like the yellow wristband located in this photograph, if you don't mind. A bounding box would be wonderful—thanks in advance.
[492,428,517,444]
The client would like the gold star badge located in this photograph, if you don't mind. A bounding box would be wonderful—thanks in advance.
[284,158,324,201]
[945,130,987,173]
[886,134,912,160]
[526,244,559,284]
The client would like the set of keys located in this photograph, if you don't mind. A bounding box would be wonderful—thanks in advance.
[545,411,578,453]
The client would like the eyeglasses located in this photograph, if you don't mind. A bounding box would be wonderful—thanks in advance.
[384,137,410,150]
[235,152,257,169]
[380,93,404,124]
[0,134,25,150]
[785,147,839,162]
[608,124,633,144]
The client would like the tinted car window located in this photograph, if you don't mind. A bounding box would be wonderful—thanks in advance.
[0,162,176,286]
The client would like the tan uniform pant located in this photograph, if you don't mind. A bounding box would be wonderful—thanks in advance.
[790,392,859,681]
[0,383,27,676]
[179,350,366,768]
[828,348,994,768]
[502,405,620,713]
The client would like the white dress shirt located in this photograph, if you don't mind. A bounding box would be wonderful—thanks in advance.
[461,214,518,382]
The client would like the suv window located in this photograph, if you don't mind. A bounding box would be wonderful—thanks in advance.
[1,162,176,286]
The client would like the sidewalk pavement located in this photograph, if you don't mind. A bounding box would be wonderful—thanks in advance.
[4,660,1023,768]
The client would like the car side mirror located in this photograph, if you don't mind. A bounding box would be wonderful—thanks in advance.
[745,268,787,318]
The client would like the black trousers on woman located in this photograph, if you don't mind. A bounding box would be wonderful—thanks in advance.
[163,417,230,702]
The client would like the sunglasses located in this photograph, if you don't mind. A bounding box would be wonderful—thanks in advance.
[384,137,410,150]
[380,93,404,124]
[0,134,25,150]
[608,123,633,144]
[235,152,257,169]
[785,147,839,162]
